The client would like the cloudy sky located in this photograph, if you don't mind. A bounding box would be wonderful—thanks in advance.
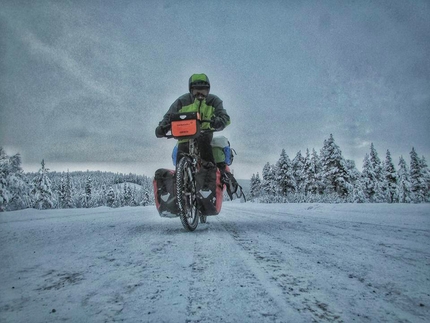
[1,0,429,179]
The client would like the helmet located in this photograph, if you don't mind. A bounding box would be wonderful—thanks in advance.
[189,73,210,93]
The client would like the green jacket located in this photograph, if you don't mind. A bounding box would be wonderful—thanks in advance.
[159,93,231,131]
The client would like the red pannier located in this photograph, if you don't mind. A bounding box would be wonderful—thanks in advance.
[195,167,225,216]
[153,169,179,218]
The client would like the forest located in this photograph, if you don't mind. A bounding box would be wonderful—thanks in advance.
[0,148,154,211]
[249,134,430,204]
[1,133,429,212]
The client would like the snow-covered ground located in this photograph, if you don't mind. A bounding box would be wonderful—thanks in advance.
[1,203,429,323]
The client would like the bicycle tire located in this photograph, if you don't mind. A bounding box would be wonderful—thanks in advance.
[176,157,199,231]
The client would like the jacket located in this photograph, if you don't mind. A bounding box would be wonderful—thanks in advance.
[158,93,230,131]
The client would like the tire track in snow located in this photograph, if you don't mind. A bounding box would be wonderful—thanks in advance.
[216,216,341,322]
[208,218,313,323]
[221,205,430,322]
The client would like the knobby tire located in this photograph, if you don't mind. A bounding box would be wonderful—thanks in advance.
[176,157,199,231]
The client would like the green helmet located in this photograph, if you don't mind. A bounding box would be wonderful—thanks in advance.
[189,73,210,93]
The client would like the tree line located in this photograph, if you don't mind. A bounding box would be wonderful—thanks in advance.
[249,134,430,203]
[0,148,154,211]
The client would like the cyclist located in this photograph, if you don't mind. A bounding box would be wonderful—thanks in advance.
[155,73,230,171]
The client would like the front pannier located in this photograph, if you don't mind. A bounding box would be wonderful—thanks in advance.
[195,167,224,215]
[153,169,179,218]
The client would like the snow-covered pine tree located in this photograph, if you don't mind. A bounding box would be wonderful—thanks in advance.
[0,150,32,211]
[83,176,92,208]
[397,156,411,203]
[369,143,385,202]
[370,143,383,183]
[122,182,132,206]
[31,159,55,210]
[361,153,375,201]
[275,149,295,197]
[58,176,66,208]
[409,147,427,203]
[261,162,277,200]
[320,134,352,198]
[64,170,73,208]
[306,148,323,196]
[420,156,430,202]
[107,186,115,207]
[292,150,305,194]
[131,186,138,206]
[140,187,150,206]
[383,150,397,203]
[352,180,367,203]
[250,173,262,200]
[0,148,9,211]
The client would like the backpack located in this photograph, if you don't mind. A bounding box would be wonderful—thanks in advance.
[153,169,179,218]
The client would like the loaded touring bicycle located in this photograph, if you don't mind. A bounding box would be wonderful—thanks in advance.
[153,111,245,231]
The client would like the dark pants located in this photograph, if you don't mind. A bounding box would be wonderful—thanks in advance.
[177,132,215,166]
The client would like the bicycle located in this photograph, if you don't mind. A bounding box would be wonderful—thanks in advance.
[163,111,220,231]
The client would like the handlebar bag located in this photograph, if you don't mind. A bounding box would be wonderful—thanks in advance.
[171,112,201,139]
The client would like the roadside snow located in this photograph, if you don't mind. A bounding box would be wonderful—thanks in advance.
[1,203,429,322]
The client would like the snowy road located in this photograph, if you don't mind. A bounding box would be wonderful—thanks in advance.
[1,203,429,322]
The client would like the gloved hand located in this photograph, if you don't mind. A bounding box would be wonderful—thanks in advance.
[210,117,224,130]
[155,125,167,138]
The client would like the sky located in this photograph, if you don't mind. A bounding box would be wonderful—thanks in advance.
[1,0,429,179]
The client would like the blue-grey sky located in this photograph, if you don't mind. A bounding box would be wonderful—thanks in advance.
[1,0,429,179]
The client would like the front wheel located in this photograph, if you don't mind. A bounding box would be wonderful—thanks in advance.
[176,157,199,231]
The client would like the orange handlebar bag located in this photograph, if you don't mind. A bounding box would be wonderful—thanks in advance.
[171,112,201,139]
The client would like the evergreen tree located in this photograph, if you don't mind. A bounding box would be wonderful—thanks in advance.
[107,186,116,207]
[140,188,150,206]
[420,156,430,202]
[369,143,383,183]
[31,160,55,210]
[261,162,277,198]
[58,176,66,208]
[361,153,374,201]
[306,148,323,195]
[83,176,92,208]
[0,148,8,211]
[250,173,262,200]
[292,150,305,193]
[64,170,73,208]
[0,150,32,211]
[123,183,132,206]
[352,180,367,203]
[275,150,295,196]
[320,134,351,197]
[409,147,426,202]
[383,150,397,203]
[397,156,411,203]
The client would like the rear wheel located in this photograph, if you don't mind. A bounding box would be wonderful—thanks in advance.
[176,157,199,231]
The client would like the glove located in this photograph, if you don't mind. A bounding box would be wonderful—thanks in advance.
[155,125,167,138]
[210,117,224,130]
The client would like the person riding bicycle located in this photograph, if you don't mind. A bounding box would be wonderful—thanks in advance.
[155,73,230,172]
